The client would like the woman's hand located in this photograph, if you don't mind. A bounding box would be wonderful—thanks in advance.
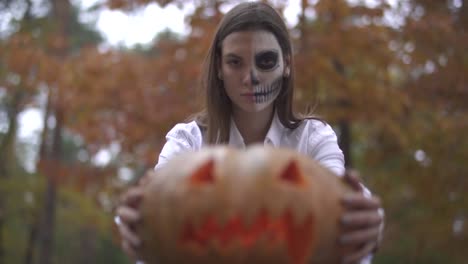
[115,187,143,260]
[340,170,385,264]
[115,171,152,260]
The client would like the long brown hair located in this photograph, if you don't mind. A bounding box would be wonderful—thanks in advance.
[193,2,316,144]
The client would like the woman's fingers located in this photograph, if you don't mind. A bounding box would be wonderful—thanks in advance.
[342,241,376,264]
[120,187,144,207]
[115,186,146,259]
[139,170,155,186]
[340,191,385,261]
[117,219,141,248]
[340,225,381,245]
[343,170,363,192]
[122,239,138,260]
[113,181,150,262]
[341,210,383,228]
[342,193,381,210]
[117,206,141,224]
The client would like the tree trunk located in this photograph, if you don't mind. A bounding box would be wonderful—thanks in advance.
[37,0,71,263]
[38,105,65,264]
[0,89,23,264]
[38,107,64,264]
[299,0,308,52]
[0,90,23,176]
[338,120,352,168]
[23,214,39,264]
[29,87,50,264]
[38,172,57,264]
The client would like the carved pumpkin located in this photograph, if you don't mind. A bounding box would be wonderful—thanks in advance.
[137,146,355,264]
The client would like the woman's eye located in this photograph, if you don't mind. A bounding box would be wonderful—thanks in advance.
[256,51,279,71]
[227,59,240,66]
[259,59,275,68]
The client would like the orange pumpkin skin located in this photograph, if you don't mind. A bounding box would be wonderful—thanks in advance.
[137,146,356,264]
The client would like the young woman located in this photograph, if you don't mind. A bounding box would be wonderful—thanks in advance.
[116,2,384,263]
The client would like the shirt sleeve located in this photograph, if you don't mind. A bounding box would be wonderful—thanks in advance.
[154,122,202,171]
[308,122,345,176]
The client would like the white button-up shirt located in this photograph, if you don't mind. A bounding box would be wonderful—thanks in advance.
[156,113,345,175]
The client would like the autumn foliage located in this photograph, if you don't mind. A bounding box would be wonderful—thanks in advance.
[0,0,467,263]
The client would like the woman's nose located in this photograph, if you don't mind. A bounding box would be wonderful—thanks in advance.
[243,69,260,86]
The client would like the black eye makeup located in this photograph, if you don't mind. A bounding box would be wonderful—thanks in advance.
[255,50,279,71]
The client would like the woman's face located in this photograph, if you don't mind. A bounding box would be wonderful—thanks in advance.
[220,30,288,114]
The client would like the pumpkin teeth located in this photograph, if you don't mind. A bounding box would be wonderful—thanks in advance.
[212,236,240,255]
[253,233,271,249]
[179,208,314,264]
[180,209,295,246]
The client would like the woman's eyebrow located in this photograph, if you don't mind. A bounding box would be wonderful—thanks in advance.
[223,53,242,59]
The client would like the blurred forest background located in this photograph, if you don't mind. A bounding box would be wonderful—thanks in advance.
[0,0,467,263]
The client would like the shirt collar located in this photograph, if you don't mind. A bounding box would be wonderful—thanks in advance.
[264,112,283,146]
[229,118,245,148]
[229,111,283,147]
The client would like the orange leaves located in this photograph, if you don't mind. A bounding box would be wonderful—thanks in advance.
[57,40,202,164]
[293,0,402,125]
[69,1,220,162]
[46,34,69,53]
[5,35,38,75]
[1,33,43,93]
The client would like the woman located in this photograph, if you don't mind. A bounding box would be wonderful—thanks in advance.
[116,2,384,263]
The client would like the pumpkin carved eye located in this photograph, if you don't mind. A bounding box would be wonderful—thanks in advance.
[189,159,215,186]
[280,160,306,187]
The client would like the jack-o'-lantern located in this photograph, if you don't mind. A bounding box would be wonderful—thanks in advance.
[137,146,355,264]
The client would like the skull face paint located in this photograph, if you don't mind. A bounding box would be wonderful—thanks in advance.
[221,30,288,113]
[249,76,282,104]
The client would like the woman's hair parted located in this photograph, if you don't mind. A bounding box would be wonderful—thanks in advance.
[193,2,317,144]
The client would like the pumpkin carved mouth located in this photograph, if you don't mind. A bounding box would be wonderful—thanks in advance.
[180,209,314,264]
